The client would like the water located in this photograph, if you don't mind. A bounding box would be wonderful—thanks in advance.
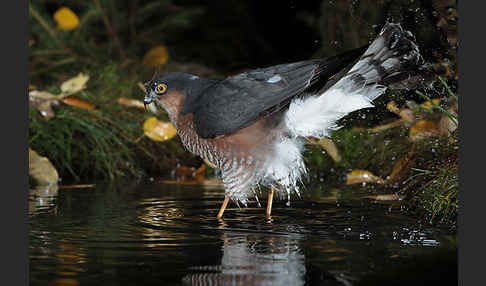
[29,181,457,286]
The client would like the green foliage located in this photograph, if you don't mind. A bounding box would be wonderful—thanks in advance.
[28,0,214,182]
[406,78,458,225]
[28,81,143,181]
[408,163,458,225]
[29,64,193,182]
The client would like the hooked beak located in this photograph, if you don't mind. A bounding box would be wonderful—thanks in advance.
[143,90,159,112]
[143,81,152,111]
[143,97,152,111]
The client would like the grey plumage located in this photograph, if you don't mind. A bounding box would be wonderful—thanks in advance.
[144,23,433,204]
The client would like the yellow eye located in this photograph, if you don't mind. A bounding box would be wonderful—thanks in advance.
[156,83,167,94]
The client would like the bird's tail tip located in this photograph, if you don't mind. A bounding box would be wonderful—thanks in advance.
[343,22,435,97]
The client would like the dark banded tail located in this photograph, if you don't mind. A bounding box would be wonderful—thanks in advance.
[322,22,434,98]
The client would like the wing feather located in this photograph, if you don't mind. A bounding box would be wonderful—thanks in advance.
[192,46,367,138]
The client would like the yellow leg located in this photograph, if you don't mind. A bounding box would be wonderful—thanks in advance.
[266,187,275,217]
[216,196,230,219]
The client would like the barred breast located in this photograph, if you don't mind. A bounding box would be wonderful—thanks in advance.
[175,113,278,203]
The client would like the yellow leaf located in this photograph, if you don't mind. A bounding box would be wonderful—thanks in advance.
[346,169,384,185]
[409,120,440,142]
[143,46,169,67]
[143,117,177,141]
[53,7,79,31]
[29,90,59,100]
[318,137,341,162]
[60,73,89,96]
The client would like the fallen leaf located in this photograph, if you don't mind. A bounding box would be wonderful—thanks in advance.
[346,169,385,185]
[387,151,415,183]
[118,96,158,113]
[53,7,79,31]
[143,45,169,67]
[29,90,59,101]
[29,73,90,119]
[143,117,177,141]
[118,97,145,109]
[318,137,341,162]
[62,96,96,111]
[60,73,89,96]
[409,120,441,142]
[29,148,59,186]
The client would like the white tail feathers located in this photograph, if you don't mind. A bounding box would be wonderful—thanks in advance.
[285,83,381,138]
[285,23,422,139]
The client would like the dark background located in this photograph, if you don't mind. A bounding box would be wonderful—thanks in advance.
[30,0,455,77]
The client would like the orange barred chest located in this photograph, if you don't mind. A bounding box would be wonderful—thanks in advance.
[175,114,263,173]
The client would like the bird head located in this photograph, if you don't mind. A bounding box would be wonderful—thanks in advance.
[143,72,218,115]
[144,72,193,108]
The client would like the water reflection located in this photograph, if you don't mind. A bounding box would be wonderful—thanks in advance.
[29,182,456,286]
[29,184,59,215]
[52,238,87,286]
[183,233,306,286]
